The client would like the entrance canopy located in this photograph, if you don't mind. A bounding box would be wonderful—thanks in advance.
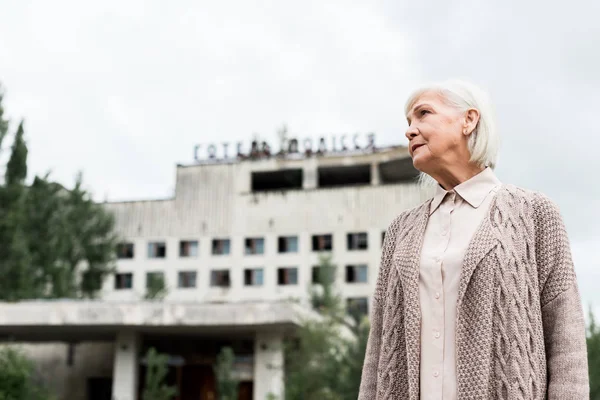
[0,300,315,342]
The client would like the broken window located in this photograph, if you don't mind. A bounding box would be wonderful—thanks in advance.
[210,270,231,288]
[346,264,368,283]
[116,242,134,259]
[347,297,369,318]
[251,169,303,192]
[277,267,298,285]
[178,271,197,288]
[179,240,199,257]
[244,238,265,255]
[212,239,231,255]
[347,232,368,250]
[311,234,333,251]
[278,236,298,253]
[244,268,264,286]
[317,164,371,188]
[147,242,167,259]
[115,273,133,290]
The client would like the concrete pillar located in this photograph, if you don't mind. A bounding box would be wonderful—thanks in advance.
[370,162,380,186]
[112,330,140,400]
[303,158,318,190]
[253,331,284,400]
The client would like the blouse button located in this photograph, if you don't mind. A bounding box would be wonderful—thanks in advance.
[435,292,440,299]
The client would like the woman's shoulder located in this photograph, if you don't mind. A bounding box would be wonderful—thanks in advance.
[495,184,566,225]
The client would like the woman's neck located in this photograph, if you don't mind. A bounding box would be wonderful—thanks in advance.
[430,163,485,191]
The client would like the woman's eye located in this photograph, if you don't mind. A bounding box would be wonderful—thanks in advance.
[420,109,430,116]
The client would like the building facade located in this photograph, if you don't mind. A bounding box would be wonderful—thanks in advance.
[0,144,431,400]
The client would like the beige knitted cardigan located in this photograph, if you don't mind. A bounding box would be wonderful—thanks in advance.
[358,184,589,399]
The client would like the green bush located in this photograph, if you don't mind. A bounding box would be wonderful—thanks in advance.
[0,347,54,400]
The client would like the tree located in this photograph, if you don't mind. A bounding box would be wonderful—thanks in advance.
[0,121,39,301]
[588,307,600,399]
[0,346,55,400]
[0,82,118,301]
[0,84,9,151]
[145,273,168,300]
[142,348,177,400]
[284,254,370,400]
[214,347,239,400]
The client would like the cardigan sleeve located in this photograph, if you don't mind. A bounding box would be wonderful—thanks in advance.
[358,295,383,399]
[533,193,589,399]
[358,216,401,399]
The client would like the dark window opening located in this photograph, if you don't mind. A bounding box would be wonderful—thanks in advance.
[212,239,231,255]
[378,157,420,184]
[347,232,368,250]
[252,169,303,192]
[147,242,166,259]
[318,164,371,188]
[312,266,336,284]
[346,265,368,283]
[179,240,198,257]
[116,242,134,259]
[146,272,165,288]
[244,268,264,286]
[211,270,231,288]
[278,267,298,285]
[347,297,369,319]
[381,231,386,247]
[115,273,133,290]
[178,271,197,288]
[245,238,265,255]
[312,234,333,251]
[278,236,298,253]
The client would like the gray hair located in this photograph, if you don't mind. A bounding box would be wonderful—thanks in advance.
[404,80,500,188]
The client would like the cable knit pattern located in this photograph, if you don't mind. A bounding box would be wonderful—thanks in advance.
[358,184,589,400]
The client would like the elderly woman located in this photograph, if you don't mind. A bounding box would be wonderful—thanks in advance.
[358,80,588,399]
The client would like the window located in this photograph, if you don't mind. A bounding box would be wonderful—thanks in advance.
[312,234,333,251]
[178,271,197,288]
[278,267,298,285]
[346,264,368,283]
[212,239,231,255]
[244,238,264,255]
[116,242,134,259]
[115,273,133,290]
[381,231,386,247]
[179,240,199,257]
[347,232,368,250]
[210,270,231,288]
[278,236,298,253]
[347,297,369,318]
[148,242,167,258]
[146,272,164,288]
[244,268,264,286]
[312,266,336,284]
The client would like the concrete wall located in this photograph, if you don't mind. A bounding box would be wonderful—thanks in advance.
[14,342,114,400]
[101,148,432,312]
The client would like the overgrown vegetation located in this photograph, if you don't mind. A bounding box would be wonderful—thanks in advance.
[0,83,118,301]
[0,347,54,400]
[141,348,177,400]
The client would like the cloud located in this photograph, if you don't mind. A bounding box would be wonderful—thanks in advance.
[0,0,598,304]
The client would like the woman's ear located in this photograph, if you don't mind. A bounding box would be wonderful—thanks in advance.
[463,108,480,136]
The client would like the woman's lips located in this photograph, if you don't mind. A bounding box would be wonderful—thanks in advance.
[412,143,424,154]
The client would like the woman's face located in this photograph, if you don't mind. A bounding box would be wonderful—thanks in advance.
[405,91,477,174]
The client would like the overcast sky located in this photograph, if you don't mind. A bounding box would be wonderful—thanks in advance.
[1,0,598,307]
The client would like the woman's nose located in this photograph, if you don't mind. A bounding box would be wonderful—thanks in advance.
[405,125,418,140]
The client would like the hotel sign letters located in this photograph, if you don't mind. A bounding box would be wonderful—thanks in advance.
[194,132,376,162]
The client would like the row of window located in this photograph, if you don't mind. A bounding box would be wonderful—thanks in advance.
[114,264,369,290]
[117,232,385,260]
